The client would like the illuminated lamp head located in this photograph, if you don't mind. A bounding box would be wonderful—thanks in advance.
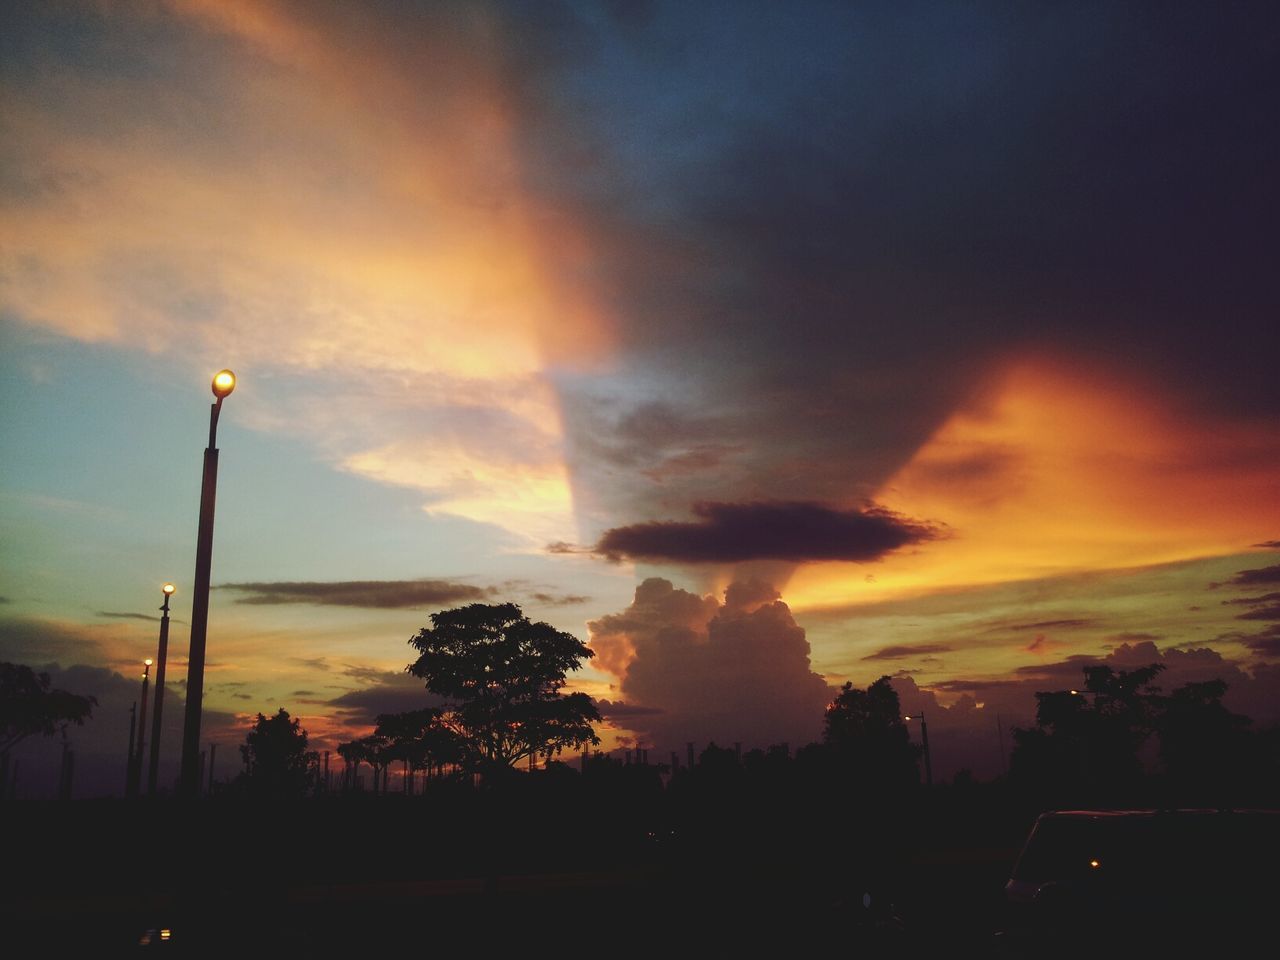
[145,658,153,666]
[211,369,237,399]
[162,582,176,596]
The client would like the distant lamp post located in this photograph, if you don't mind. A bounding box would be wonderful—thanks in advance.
[125,701,137,795]
[179,369,236,798]
[146,583,176,795]
[905,712,933,787]
[128,659,152,797]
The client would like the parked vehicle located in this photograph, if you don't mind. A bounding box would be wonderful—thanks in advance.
[996,809,1279,954]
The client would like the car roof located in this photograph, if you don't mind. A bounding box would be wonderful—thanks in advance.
[1039,808,1280,819]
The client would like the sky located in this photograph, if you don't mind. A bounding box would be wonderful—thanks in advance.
[3,0,1279,796]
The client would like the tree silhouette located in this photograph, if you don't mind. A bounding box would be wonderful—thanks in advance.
[822,676,919,789]
[238,708,314,798]
[373,708,462,786]
[1011,663,1165,797]
[1155,679,1252,795]
[406,603,600,776]
[336,735,384,792]
[1,662,96,753]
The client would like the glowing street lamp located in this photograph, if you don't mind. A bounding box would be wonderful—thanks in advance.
[146,583,176,795]
[127,659,152,797]
[179,370,236,797]
[904,711,933,787]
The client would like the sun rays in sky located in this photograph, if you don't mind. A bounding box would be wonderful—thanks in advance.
[3,1,1279,789]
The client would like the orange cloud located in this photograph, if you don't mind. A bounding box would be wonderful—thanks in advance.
[1,2,616,543]
[787,357,1280,610]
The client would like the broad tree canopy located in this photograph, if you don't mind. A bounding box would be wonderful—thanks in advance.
[406,603,600,773]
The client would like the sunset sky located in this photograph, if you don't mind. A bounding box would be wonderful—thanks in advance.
[3,0,1279,795]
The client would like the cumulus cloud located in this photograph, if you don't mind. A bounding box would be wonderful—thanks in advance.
[217,578,491,609]
[587,578,832,751]
[595,501,938,564]
[1011,640,1280,724]
[886,639,1280,781]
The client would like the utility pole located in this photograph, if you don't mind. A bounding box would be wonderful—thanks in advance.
[147,583,176,795]
[179,370,236,797]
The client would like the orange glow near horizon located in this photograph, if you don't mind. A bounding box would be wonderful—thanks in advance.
[786,359,1280,612]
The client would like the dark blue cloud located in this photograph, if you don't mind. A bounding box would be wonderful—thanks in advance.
[596,500,938,563]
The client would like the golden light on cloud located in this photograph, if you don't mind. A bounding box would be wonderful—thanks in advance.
[1,1,617,544]
[343,438,577,546]
[787,358,1280,611]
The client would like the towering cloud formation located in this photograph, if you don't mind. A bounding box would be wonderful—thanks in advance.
[588,578,832,751]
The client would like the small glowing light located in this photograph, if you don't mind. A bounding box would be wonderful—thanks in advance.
[1071,689,1080,695]
[904,715,912,721]
[1089,859,1100,869]
[162,582,176,595]
[160,929,171,941]
[211,369,237,398]
[144,658,153,666]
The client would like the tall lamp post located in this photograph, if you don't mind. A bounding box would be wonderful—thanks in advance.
[147,582,176,795]
[125,702,137,795]
[127,659,152,797]
[179,369,236,798]
[905,712,933,787]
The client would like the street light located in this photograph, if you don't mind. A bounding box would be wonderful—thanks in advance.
[146,583,176,795]
[904,712,933,787]
[179,369,236,797]
[127,659,152,797]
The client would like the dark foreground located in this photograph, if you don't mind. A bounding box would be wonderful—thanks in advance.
[5,788,1275,955]
[4,787,1020,954]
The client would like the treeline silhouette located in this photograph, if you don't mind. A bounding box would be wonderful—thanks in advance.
[217,665,1279,815]
[5,644,1279,951]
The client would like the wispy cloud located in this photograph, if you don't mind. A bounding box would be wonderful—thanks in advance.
[1005,619,1095,631]
[530,592,590,606]
[217,578,491,609]
[862,643,953,661]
